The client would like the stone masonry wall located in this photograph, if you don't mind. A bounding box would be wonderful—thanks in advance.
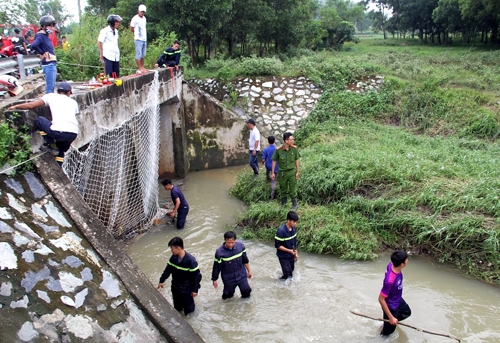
[0,155,204,343]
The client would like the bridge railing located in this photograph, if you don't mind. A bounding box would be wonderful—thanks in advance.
[0,55,41,80]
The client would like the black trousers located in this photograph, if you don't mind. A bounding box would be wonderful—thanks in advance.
[381,298,412,335]
[172,289,195,315]
[278,256,295,279]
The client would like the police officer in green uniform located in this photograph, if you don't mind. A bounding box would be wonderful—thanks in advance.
[271,132,300,210]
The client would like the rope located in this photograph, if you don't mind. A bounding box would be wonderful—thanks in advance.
[0,151,47,174]
[57,61,139,71]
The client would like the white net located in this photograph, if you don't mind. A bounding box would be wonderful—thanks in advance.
[63,71,166,238]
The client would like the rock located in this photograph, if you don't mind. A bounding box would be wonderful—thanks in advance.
[0,242,17,269]
[251,86,261,93]
[286,101,294,107]
[286,88,294,94]
[272,88,283,94]
[260,98,266,105]
[296,90,305,96]
[262,81,273,88]
[274,95,286,102]
[61,295,76,308]
[295,98,304,105]
[262,92,271,98]
[250,92,259,97]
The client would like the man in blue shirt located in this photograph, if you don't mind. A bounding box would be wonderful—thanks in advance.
[31,15,57,93]
[275,211,299,280]
[262,135,278,199]
[162,179,189,229]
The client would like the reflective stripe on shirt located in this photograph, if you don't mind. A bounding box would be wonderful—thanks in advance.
[168,260,199,272]
[275,233,297,241]
[214,249,247,263]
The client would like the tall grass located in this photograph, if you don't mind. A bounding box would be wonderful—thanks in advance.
[229,39,499,283]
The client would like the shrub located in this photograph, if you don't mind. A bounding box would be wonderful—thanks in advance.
[238,55,284,76]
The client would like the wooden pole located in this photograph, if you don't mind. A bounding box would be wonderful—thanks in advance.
[349,310,461,342]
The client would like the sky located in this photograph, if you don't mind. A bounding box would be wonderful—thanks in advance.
[61,0,88,22]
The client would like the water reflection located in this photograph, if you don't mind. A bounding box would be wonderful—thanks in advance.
[127,166,500,343]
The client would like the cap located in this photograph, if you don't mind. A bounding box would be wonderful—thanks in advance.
[57,82,72,93]
[138,4,147,12]
[246,118,256,125]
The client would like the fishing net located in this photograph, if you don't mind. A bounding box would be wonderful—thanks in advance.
[63,71,168,238]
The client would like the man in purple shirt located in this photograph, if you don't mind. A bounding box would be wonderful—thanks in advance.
[378,250,411,336]
[162,179,189,229]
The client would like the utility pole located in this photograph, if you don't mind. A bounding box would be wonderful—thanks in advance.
[77,0,82,21]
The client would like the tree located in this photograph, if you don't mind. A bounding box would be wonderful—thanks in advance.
[369,0,390,38]
[86,0,119,14]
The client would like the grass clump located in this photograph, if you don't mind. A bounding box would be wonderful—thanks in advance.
[229,39,499,284]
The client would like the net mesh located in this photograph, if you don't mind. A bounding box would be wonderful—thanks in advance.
[63,71,167,238]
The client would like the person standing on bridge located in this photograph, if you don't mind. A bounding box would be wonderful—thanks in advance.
[246,118,260,178]
[31,15,57,93]
[271,132,300,210]
[162,179,190,229]
[157,236,202,316]
[275,211,299,280]
[130,4,148,74]
[8,82,79,167]
[12,29,28,55]
[211,231,252,300]
[379,250,412,336]
[155,40,181,69]
[98,14,123,78]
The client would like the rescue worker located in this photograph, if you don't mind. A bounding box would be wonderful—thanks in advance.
[31,15,57,93]
[157,237,202,316]
[161,179,189,229]
[211,231,252,300]
[8,82,79,167]
[155,40,181,68]
[275,211,299,280]
[271,132,300,210]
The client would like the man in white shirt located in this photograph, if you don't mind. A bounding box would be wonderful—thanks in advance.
[130,4,147,74]
[8,82,79,166]
[246,118,261,177]
[98,14,123,77]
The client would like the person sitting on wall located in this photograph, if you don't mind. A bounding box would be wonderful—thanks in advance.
[8,82,79,167]
[154,40,181,69]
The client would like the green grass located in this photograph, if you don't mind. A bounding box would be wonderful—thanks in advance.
[228,38,500,284]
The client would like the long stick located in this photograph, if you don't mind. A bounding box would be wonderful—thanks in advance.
[349,310,461,342]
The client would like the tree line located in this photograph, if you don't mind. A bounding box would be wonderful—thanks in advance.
[87,0,365,65]
[369,0,500,44]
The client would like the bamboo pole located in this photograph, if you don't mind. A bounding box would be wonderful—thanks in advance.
[349,310,461,342]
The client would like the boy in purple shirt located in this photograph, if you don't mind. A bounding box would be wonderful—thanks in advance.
[378,250,411,336]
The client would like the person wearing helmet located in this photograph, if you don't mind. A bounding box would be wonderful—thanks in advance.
[31,15,57,93]
[98,14,123,77]
[130,4,148,74]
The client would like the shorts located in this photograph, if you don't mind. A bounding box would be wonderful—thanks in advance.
[135,40,147,59]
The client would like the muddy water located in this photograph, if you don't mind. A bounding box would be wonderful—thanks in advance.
[126,166,500,343]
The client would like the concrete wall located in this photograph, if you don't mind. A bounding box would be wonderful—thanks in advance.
[182,83,248,171]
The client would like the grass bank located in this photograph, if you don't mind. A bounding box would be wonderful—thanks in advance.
[225,39,499,284]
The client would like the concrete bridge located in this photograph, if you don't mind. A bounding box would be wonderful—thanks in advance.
[2,68,250,178]
[0,68,254,342]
